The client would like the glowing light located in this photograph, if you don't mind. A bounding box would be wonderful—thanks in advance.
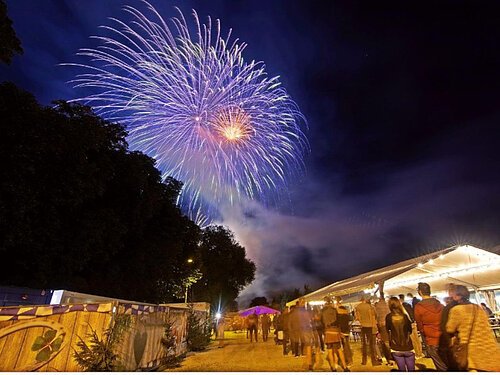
[65,2,308,225]
[417,263,424,268]
[385,260,500,289]
[187,258,193,263]
[215,312,222,319]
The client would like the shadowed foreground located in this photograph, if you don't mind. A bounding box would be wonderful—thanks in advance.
[167,331,436,372]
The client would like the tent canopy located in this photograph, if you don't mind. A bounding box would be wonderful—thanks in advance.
[287,245,500,307]
[238,305,280,316]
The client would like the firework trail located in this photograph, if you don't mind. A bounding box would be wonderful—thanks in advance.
[66,1,308,225]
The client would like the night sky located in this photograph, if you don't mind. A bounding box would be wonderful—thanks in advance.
[2,0,500,302]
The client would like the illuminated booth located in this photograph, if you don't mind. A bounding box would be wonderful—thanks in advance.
[287,245,500,312]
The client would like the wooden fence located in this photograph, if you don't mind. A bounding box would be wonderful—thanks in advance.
[0,301,208,371]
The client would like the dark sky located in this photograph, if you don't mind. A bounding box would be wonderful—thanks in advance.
[2,0,500,301]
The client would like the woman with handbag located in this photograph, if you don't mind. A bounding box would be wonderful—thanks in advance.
[385,297,415,371]
[322,297,350,372]
[446,285,500,372]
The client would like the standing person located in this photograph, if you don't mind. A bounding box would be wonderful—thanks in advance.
[480,302,494,318]
[247,312,258,342]
[291,298,314,370]
[261,313,271,342]
[355,296,381,366]
[281,307,291,355]
[386,297,415,371]
[414,282,447,371]
[322,297,349,372]
[407,293,420,309]
[439,284,459,370]
[312,306,325,352]
[374,293,393,365]
[216,315,226,348]
[399,294,422,358]
[288,304,301,357]
[398,294,414,321]
[446,285,500,371]
[335,297,353,366]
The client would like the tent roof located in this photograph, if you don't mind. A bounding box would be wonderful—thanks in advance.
[287,245,500,307]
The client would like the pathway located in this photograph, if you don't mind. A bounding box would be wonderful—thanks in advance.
[167,331,436,372]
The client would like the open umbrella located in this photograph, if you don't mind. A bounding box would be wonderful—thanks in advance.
[238,305,280,316]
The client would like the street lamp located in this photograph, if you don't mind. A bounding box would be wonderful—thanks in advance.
[185,258,194,303]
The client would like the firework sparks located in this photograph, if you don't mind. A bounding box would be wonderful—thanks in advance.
[65,1,308,225]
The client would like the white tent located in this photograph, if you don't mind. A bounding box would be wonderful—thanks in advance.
[287,245,500,309]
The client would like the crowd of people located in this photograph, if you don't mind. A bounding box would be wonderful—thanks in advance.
[256,282,500,372]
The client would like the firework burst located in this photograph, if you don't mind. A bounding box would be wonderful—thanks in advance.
[66,1,308,225]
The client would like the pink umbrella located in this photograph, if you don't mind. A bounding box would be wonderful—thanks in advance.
[238,305,280,316]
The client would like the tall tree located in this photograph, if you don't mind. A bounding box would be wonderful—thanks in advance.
[192,225,255,311]
[0,83,198,303]
[0,0,23,64]
[249,296,268,307]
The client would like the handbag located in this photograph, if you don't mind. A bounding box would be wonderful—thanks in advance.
[451,304,477,371]
[324,326,342,344]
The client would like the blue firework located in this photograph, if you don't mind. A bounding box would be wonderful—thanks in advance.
[66,1,308,225]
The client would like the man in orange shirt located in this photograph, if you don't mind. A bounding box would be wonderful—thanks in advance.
[414,282,447,371]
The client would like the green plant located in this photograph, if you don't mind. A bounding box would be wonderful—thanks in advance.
[186,305,211,351]
[160,320,184,368]
[73,314,131,371]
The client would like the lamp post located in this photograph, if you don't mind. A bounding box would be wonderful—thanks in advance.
[184,258,194,303]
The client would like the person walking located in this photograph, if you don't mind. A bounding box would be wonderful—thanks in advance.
[288,304,301,357]
[446,285,500,372]
[261,313,271,342]
[312,306,325,352]
[216,315,226,348]
[335,296,353,366]
[290,298,314,370]
[399,293,422,358]
[414,282,447,371]
[355,296,381,366]
[247,312,258,342]
[322,297,349,372]
[374,293,393,365]
[386,297,415,371]
[281,307,291,355]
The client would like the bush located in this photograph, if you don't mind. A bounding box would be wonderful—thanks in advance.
[186,305,211,351]
[73,314,131,371]
[160,320,184,368]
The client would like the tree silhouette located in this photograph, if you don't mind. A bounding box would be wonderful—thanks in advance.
[0,83,256,305]
[192,225,256,310]
[0,0,23,64]
[249,296,268,307]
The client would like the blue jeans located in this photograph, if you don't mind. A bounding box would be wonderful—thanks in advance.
[392,351,415,371]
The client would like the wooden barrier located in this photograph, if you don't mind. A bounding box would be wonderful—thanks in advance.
[0,301,206,371]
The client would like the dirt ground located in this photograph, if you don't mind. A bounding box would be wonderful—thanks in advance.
[167,331,436,372]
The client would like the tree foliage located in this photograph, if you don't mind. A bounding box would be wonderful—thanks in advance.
[160,320,184,368]
[186,305,211,352]
[0,0,23,64]
[192,225,256,310]
[73,314,131,371]
[249,296,269,307]
[0,83,255,304]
